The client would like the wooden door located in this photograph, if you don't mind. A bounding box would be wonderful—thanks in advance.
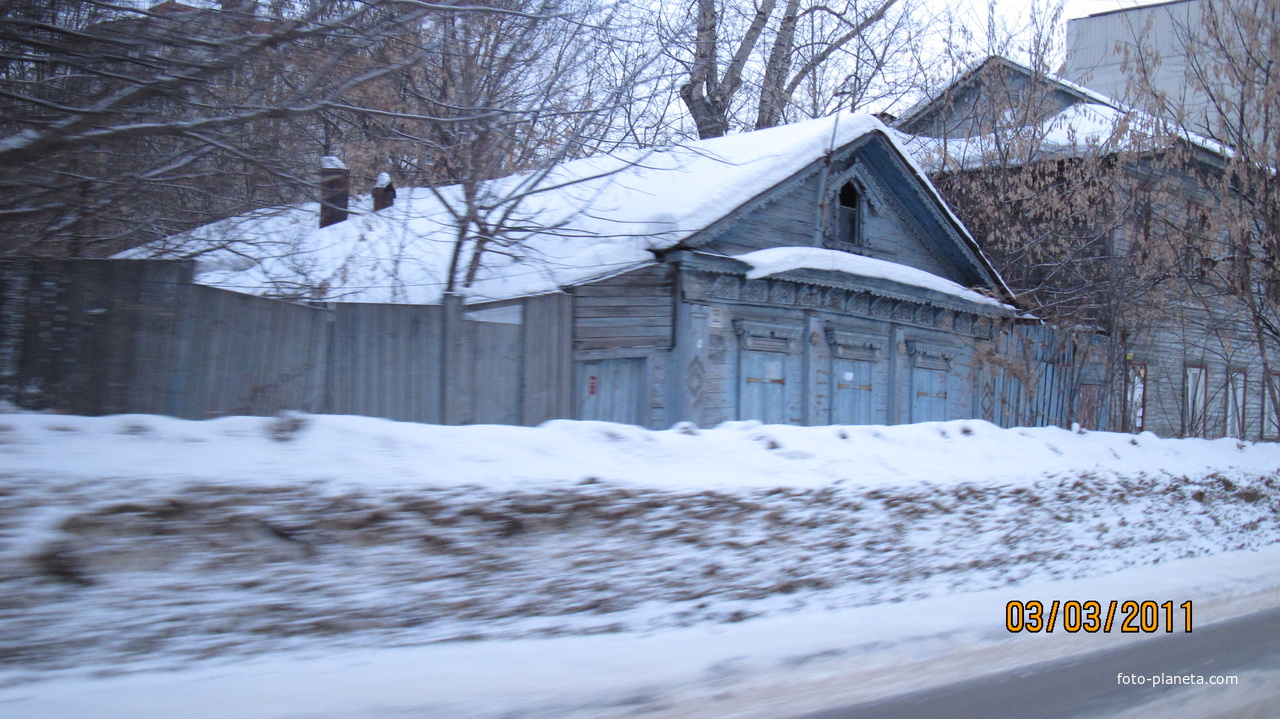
[576,357,647,426]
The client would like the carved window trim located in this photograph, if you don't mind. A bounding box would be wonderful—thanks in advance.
[825,328,885,361]
[906,340,955,371]
[824,164,884,251]
[735,319,801,354]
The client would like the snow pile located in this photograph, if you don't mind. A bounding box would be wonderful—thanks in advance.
[122,114,907,304]
[904,101,1232,174]
[2,412,1280,682]
[737,246,1012,308]
[9,413,1280,491]
[904,103,1135,172]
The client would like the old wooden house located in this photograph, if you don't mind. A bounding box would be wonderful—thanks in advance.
[897,54,1277,440]
[4,114,1103,428]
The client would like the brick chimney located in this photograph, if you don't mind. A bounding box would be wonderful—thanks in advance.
[372,172,396,211]
[319,156,349,228]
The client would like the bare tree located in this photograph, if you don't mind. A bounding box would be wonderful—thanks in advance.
[0,0,651,263]
[0,0,424,255]
[383,0,660,293]
[661,0,928,139]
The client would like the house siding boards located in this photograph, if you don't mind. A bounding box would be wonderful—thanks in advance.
[568,264,675,428]
[1117,287,1277,440]
[570,264,675,352]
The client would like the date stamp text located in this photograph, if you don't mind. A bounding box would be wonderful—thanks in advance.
[1005,600,1193,633]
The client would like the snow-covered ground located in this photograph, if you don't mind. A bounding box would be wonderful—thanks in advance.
[2,412,1280,717]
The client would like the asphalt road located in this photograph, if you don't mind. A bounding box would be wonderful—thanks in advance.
[797,606,1280,719]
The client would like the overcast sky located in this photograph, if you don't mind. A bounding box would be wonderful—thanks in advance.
[936,0,1174,72]
[1062,0,1172,19]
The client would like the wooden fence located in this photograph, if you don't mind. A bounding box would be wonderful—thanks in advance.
[980,323,1113,430]
[0,259,572,424]
[1,259,1113,430]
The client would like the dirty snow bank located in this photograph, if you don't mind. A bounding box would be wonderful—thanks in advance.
[2,413,1280,684]
[4,412,1278,490]
[4,545,1280,719]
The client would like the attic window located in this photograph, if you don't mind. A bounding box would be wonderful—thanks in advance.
[835,181,862,247]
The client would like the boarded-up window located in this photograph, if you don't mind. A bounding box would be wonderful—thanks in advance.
[1126,363,1147,433]
[912,366,949,422]
[827,328,884,426]
[907,341,952,423]
[1184,365,1207,437]
[741,351,788,424]
[1225,370,1246,438]
[833,359,875,425]
[736,320,800,425]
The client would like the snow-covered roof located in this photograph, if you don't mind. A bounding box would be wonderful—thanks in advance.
[125,113,1008,306]
[902,100,1233,176]
[897,56,1231,174]
[902,102,1135,173]
[896,55,1120,133]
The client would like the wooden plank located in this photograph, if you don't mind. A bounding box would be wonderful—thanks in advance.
[441,294,473,424]
[574,295,672,307]
[574,336,671,351]
[573,324,675,339]
[573,285,674,298]
[589,269,673,286]
[574,316,673,329]
[576,305,674,319]
[522,293,573,425]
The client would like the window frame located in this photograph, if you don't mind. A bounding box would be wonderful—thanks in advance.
[1225,368,1247,438]
[1126,362,1147,433]
[1184,364,1208,437]
[831,179,865,249]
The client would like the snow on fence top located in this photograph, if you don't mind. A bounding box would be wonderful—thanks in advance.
[122,114,987,305]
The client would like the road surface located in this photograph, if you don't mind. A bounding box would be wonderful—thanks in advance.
[799,606,1280,719]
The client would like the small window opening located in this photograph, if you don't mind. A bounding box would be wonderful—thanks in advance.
[836,181,861,246]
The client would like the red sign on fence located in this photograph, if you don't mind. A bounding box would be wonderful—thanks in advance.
[588,376,598,395]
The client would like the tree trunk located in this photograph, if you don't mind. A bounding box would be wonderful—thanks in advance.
[755,0,801,130]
